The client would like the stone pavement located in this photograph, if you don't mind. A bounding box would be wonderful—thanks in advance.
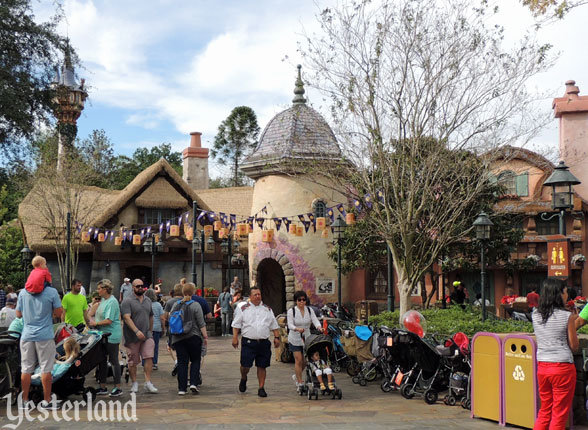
[0,336,577,429]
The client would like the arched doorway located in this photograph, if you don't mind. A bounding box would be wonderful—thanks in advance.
[125,265,151,287]
[256,258,286,315]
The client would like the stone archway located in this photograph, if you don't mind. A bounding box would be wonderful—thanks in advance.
[251,248,295,311]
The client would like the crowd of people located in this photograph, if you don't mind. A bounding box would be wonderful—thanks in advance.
[0,262,290,408]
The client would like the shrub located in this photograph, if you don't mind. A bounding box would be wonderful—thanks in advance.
[368,306,533,338]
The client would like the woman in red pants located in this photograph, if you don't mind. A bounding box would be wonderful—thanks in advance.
[532,279,578,430]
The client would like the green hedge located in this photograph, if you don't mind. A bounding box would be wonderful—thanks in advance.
[368,306,534,338]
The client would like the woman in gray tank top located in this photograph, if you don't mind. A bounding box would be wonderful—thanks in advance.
[531,279,578,430]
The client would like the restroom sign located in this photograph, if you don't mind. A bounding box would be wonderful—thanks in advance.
[513,365,525,381]
[547,236,569,280]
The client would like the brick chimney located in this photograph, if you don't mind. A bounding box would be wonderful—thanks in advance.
[553,80,588,201]
[182,132,209,189]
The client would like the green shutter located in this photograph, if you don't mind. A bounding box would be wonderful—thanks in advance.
[516,172,528,196]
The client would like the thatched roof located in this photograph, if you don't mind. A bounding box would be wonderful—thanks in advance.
[91,158,211,228]
[136,177,189,208]
[19,184,118,252]
[19,158,212,253]
[195,186,253,218]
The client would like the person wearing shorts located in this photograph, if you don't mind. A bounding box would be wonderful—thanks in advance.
[121,279,158,394]
[16,285,62,409]
[231,286,280,397]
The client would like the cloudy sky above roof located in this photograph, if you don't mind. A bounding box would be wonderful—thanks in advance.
[34,1,588,177]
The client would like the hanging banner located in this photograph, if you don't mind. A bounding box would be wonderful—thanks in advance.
[282,218,291,232]
[298,214,306,223]
[364,193,373,209]
[327,207,335,223]
[256,218,265,229]
[377,190,385,204]
[274,218,282,231]
[336,204,347,217]
[303,220,311,233]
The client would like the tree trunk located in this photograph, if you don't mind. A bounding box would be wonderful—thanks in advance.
[396,268,412,324]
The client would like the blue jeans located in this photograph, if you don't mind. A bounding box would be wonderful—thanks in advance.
[174,335,203,391]
[142,331,161,366]
[221,310,232,335]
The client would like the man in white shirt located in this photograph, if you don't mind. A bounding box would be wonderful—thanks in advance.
[0,298,17,328]
[231,287,279,398]
[120,278,133,302]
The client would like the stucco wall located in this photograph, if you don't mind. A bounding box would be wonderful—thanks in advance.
[248,174,349,309]
[560,112,588,201]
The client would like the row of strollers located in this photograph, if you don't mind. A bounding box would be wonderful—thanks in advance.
[286,320,472,407]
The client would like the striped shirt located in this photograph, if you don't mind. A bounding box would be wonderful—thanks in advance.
[532,308,573,363]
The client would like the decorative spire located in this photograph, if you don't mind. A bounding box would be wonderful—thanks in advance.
[292,64,307,105]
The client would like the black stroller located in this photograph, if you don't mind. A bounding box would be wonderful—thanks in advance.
[29,330,110,402]
[399,333,469,404]
[378,327,417,393]
[302,334,343,400]
[0,331,21,404]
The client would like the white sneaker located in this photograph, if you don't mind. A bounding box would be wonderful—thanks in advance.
[130,382,139,393]
[189,384,199,394]
[144,381,158,393]
[292,374,298,385]
[19,400,34,410]
[178,391,186,395]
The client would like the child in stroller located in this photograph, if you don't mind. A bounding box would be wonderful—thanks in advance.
[309,350,334,391]
[303,334,342,400]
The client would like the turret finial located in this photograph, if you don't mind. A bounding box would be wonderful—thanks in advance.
[292,64,307,105]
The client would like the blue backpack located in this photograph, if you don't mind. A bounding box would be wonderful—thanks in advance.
[169,300,194,335]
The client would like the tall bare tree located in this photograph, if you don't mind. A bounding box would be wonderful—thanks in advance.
[300,0,553,318]
[19,153,106,293]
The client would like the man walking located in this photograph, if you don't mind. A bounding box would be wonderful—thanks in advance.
[231,286,280,397]
[120,278,133,302]
[61,279,89,332]
[218,287,233,336]
[16,284,62,409]
[230,276,242,296]
[121,279,158,394]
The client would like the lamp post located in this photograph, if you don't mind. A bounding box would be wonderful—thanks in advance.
[542,160,581,235]
[20,244,33,285]
[202,234,215,297]
[473,212,494,321]
[143,234,164,288]
[221,235,241,290]
[332,215,347,318]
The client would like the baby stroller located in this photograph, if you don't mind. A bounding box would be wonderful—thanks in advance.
[442,332,471,408]
[378,327,417,393]
[0,331,21,404]
[302,334,343,400]
[400,332,469,405]
[29,330,110,402]
[326,324,350,372]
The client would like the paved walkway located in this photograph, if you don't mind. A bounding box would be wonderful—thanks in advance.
[0,336,572,429]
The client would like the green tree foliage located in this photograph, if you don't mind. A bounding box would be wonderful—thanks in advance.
[77,129,116,188]
[0,222,25,289]
[212,106,260,187]
[0,0,72,150]
[109,143,183,190]
[521,0,587,18]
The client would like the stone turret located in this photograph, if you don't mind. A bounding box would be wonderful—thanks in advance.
[182,132,209,190]
[553,80,588,201]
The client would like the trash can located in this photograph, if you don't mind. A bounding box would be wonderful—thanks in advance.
[355,300,378,323]
[502,334,537,429]
[471,332,508,424]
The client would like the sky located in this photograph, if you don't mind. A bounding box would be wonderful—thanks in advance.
[33,0,588,178]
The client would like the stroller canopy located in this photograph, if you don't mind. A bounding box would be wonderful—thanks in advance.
[304,334,334,359]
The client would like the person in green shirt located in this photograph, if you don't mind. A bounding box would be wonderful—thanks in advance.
[61,279,89,332]
[89,279,123,397]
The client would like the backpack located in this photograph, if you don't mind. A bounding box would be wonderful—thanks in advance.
[169,300,194,335]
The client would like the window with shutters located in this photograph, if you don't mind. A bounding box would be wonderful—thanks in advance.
[496,170,528,197]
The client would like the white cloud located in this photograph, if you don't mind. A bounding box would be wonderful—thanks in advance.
[33,0,588,161]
